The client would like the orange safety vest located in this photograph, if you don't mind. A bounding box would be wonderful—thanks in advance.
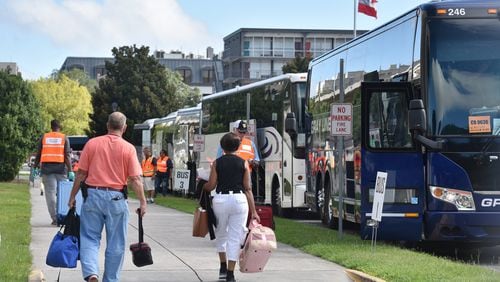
[237,137,255,161]
[141,157,155,177]
[156,156,169,173]
[40,132,66,163]
[237,137,256,171]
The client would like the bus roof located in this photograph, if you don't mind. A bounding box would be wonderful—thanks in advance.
[311,0,498,65]
[133,118,158,130]
[177,103,201,115]
[203,73,307,102]
[154,111,177,126]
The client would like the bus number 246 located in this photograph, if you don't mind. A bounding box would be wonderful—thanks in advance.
[448,8,466,16]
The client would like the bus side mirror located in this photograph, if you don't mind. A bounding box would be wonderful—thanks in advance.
[409,99,426,134]
[285,112,297,139]
[408,99,444,150]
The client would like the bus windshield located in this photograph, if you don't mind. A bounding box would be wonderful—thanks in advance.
[427,18,500,136]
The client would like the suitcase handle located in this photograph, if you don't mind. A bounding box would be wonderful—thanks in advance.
[137,208,145,243]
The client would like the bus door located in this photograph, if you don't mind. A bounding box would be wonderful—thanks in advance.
[281,100,294,210]
[360,82,425,241]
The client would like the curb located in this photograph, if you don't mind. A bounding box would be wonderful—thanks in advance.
[345,269,386,282]
[28,269,45,282]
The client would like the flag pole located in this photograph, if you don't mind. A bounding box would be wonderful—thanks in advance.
[354,0,357,38]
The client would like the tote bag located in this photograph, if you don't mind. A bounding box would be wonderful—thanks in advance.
[192,207,209,237]
[46,231,79,268]
[46,207,80,268]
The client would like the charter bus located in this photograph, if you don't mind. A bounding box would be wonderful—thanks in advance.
[133,118,157,161]
[200,73,308,215]
[151,111,177,158]
[151,105,201,193]
[300,0,500,242]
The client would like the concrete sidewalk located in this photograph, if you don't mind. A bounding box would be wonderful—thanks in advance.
[29,185,351,282]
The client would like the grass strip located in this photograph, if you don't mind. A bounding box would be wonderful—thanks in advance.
[147,193,500,282]
[0,182,32,281]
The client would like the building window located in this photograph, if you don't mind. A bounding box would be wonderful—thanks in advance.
[295,38,303,57]
[249,61,271,79]
[202,69,214,84]
[284,37,295,57]
[177,68,192,83]
[69,64,84,71]
[263,37,272,57]
[243,40,250,56]
[273,37,284,57]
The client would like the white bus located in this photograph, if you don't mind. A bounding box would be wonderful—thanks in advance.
[151,112,177,158]
[199,73,308,215]
[132,118,157,161]
[152,105,201,194]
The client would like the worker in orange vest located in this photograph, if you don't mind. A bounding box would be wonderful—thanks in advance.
[218,120,260,170]
[155,149,173,196]
[34,119,72,225]
[141,147,157,203]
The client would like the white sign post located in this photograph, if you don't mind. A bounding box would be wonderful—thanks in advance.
[330,103,353,136]
[330,102,353,238]
[174,169,191,193]
[369,171,388,251]
[193,134,205,152]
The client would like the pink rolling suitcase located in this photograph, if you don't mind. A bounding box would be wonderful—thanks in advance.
[239,220,277,273]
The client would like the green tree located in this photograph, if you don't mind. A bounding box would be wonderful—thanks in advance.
[52,68,98,94]
[31,75,93,135]
[0,71,43,181]
[282,55,312,73]
[89,45,200,141]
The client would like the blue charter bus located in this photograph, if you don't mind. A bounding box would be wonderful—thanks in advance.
[301,0,500,242]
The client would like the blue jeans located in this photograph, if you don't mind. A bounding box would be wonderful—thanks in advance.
[80,189,129,282]
[155,174,168,195]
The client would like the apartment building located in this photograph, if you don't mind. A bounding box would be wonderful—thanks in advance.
[221,28,367,89]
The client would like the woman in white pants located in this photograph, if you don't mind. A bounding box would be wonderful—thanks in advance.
[204,132,260,282]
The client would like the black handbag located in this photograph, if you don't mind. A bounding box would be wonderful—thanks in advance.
[129,208,153,267]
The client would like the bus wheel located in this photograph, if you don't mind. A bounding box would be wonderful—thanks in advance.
[272,178,284,217]
[322,178,331,225]
[323,176,337,228]
[316,181,325,221]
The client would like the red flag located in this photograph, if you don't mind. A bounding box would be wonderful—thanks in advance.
[358,0,377,18]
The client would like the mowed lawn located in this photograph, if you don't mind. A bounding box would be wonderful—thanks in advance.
[0,182,32,281]
[151,194,500,282]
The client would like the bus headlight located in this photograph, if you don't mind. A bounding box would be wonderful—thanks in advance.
[429,186,475,211]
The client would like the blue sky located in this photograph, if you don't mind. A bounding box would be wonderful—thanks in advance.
[0,0,429,80]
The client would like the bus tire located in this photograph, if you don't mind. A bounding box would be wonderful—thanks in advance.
[316,174,325,220]
[323,174,337,228]
[271,177,286,217]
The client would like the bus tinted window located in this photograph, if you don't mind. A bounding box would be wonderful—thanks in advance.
[428,19,500,136]
[250,81,285,130]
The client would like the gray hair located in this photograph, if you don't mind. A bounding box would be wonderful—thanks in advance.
[108,112,127,131]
